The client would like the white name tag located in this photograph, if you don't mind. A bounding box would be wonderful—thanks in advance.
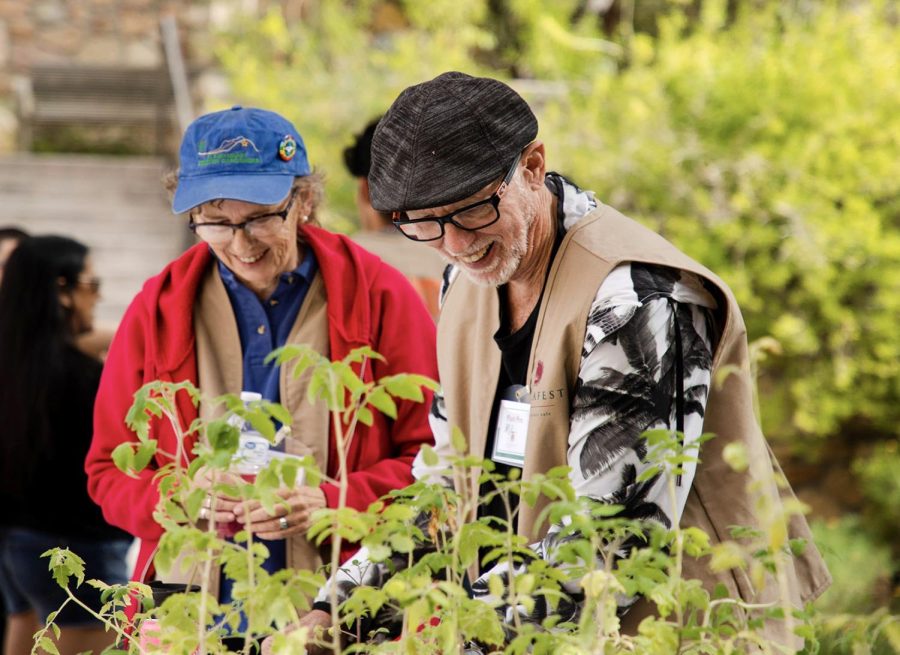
[491,399,530,468]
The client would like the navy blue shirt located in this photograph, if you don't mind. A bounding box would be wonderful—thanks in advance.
[215,248,318,617]
[217,251,319,400]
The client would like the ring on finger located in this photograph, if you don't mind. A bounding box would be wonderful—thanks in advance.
[278,516,289,531]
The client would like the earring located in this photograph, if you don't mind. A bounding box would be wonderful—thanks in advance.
[300,215,309,223]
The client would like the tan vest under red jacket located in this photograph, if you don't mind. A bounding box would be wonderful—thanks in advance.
[437,205,831,641]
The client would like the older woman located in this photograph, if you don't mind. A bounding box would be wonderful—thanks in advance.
[84,107,437,605]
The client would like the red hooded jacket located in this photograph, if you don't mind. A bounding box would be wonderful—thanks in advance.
[85,225,438,582]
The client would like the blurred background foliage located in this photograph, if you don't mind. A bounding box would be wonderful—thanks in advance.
[211,0,897,646]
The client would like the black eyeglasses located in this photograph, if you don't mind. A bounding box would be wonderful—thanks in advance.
[391,155,521,242]
[189,192,296,245]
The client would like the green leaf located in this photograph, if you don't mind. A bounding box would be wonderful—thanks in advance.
[380,374,425,402]
[206,420,240,467]
[450,426,468,455]
[262,400,293,426]
[420,444,439,467]
[367,386,398,419]
[110,443,136,477]
[133,440,157,472]
[38,636,60,655]
[356,406,374,426]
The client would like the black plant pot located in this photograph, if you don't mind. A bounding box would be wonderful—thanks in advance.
[148,580,201,606]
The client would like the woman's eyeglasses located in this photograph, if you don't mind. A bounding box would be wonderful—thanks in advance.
[77,276,101,293]
[189,192,296,245]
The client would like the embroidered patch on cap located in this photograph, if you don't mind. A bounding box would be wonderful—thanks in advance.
[196,136,262,166]
[278,135,297,161]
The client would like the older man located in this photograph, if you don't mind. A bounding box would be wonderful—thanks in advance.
[274,72,830,651]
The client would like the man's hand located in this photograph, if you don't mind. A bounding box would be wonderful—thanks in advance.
[260,609,334,655]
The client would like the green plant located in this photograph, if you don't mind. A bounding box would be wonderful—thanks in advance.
[35,345,437,655]
[805,610,900,655]
[809,516,893,616]
[292,426,821,654]
[852,441,900,555]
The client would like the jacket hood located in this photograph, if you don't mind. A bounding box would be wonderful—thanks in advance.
[137,226,385,377]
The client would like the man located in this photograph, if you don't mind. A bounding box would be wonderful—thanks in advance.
[344,117,445,318]
[271,72,830,650]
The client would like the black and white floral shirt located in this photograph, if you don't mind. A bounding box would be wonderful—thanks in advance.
[316,175,719,637]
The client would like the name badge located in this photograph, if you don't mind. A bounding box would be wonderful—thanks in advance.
[491,386,530,468]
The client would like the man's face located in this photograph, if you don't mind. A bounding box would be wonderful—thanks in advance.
[191,194,303,299]
[405,161,540,288]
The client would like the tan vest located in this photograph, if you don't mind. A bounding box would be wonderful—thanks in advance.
[157,264,331,595]
[438,206,831,642]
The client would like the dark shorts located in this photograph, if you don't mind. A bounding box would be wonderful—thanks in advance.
[0,527,131,626]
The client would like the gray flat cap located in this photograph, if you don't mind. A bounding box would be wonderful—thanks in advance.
[369,71,538,212]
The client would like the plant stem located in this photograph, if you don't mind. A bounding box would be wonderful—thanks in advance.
[328,383,348,655]
[666,471,685,653]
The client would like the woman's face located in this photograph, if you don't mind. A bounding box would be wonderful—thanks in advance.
[68,257,100,335]
[191,193,308,300]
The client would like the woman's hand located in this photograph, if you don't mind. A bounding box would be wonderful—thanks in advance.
[233,485,327,540]
[191,465,245,525]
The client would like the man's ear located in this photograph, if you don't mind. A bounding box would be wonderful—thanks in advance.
[521,141,546,190]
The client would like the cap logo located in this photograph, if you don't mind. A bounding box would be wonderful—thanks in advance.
[278,135,297,161]
[197,136,261,167]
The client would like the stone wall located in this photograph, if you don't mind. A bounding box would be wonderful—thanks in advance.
[0,0,267,153]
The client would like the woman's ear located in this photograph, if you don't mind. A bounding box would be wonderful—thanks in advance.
[292,189,315,223]
[521,141,547,190]
[57,276,73,308]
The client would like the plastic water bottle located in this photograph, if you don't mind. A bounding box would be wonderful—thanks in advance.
[219,391,270,537]
[232,391,270,480]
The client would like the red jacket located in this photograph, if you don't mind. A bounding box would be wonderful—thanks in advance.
[85,225,438,582]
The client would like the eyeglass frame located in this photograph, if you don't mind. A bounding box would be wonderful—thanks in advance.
[390,154,521,242]
[188,191,297,243]
[76,275,101,293]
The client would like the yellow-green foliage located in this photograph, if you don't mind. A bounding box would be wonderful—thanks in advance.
[215,1,900,444]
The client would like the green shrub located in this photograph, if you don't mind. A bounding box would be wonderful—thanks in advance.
[809,516,892,615]
[537,1,900,446]
[853,441,900,551]
[214,1,900,449]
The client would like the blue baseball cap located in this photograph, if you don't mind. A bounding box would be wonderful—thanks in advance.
[172,106,311,214]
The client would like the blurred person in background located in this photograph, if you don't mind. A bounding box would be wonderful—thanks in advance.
[0,235,131,655]
[344,117,445,319]
[1,226,114,361]
[0,226,28,651]
[84,107,437,624]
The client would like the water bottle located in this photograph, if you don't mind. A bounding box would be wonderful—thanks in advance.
[232,391,270,481]
[219,391,270,538]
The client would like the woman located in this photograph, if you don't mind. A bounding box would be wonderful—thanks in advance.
[0,236,131,655]
[84,108,437,609]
